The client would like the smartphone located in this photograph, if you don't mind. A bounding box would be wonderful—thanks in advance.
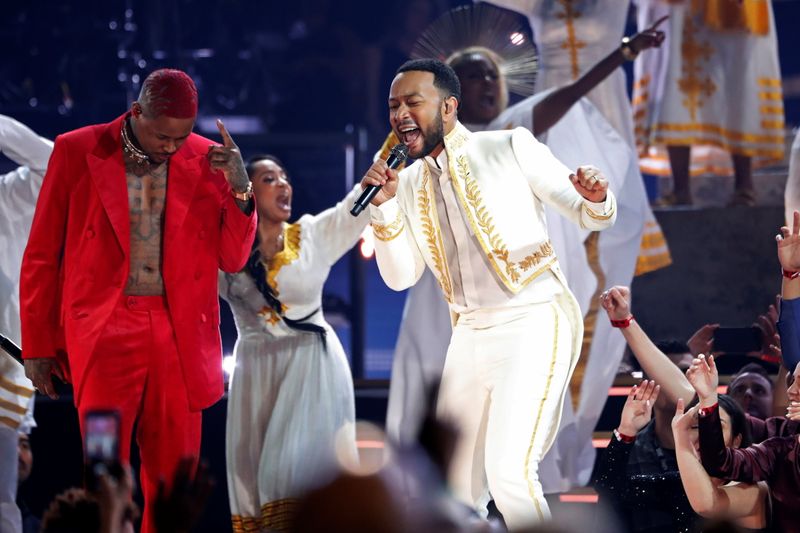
[713,326,761,354]
[83,409,121,490]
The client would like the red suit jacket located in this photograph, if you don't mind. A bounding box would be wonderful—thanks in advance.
[20,113,257,411]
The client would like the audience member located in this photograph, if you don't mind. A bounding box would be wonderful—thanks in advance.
[40,468,137,533]
[689,354,800,533]
[16,433,40,533]
[727,363,774,420]
[672,397,767,530]
[39,457,211,533]
[593,380,701,532]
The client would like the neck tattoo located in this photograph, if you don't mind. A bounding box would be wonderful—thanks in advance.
[121,118,150,166]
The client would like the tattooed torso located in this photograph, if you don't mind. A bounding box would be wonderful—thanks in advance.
[124,157,168,295]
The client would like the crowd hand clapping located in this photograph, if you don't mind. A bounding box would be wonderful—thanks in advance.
[776,211,800,272]
[670,398,700,457]
[618,379,661,437]
[686,354,718,407]
[752,294,782,363]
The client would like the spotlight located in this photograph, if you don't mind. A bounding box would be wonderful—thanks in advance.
[359,228,374,259]
[222,354,236,376]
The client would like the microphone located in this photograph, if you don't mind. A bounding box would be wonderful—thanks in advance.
[350,143,409,217]
[0,333,23,366]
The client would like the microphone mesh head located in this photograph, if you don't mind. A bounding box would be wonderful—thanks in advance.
[391,143,409,163]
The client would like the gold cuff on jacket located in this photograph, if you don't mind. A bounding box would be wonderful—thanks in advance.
[583,203,615,221]
[372,210,405,242]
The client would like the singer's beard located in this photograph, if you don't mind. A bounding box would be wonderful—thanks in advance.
[412,111,445,160]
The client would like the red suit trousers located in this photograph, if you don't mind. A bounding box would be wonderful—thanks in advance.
[77,295,202,533]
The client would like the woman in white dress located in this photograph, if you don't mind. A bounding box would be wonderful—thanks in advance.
[220,155,367,532]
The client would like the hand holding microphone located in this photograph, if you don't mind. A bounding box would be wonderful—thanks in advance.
[351,144,408,216]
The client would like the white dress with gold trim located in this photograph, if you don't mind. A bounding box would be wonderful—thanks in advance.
[220,186,366,532]
[633,0,785,177]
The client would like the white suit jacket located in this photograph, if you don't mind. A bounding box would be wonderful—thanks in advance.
[369,122,616,302]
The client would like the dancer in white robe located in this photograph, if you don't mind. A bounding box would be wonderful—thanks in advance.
[0,115,51,533]
[221,155,366,532]
[633,0,784,204]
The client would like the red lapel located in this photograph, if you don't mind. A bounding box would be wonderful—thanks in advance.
[86,114,129,256]
[164,150,202,247]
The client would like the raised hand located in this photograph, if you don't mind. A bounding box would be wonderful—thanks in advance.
[95,464,135,533]
[570,165,608,203]
[600,285,632,322]
[670,398,700,455]
[207,119,249,194]
[359,159,400,207]
[686,354,718,406]
[777,211,800,272]
[618,379,661,437]
[754,295,782,363]
[687,323,719,357]
[628,15,668,54]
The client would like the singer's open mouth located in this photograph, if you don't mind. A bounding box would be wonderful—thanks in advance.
[399,127,421,146]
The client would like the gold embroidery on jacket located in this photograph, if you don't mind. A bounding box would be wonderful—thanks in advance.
[371,210,405,242]
[443,123,557,292]
[454,153,555,286]
[419,166,453,303]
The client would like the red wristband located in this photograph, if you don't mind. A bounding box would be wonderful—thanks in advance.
[610,315,634,328]
[698,402,718,417]
[614,428,635,443]
[783,269,800,280]
[760,353,782,364]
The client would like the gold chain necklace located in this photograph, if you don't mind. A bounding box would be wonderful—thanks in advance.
[121,119,150,165]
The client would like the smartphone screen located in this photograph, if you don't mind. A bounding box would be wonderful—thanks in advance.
[85,411,119,461]
[83,410,121,489]
[713,326,762,354]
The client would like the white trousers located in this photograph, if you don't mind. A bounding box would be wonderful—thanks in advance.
[437,301,573,531]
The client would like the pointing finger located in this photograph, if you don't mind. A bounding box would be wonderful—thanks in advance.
[216,119,236,148]
[650,14,669,31]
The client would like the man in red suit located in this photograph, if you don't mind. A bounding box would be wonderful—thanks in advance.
[19,69,257,532]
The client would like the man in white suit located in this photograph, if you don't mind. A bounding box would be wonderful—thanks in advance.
[360,59,616,528]
[0,114,52,533]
